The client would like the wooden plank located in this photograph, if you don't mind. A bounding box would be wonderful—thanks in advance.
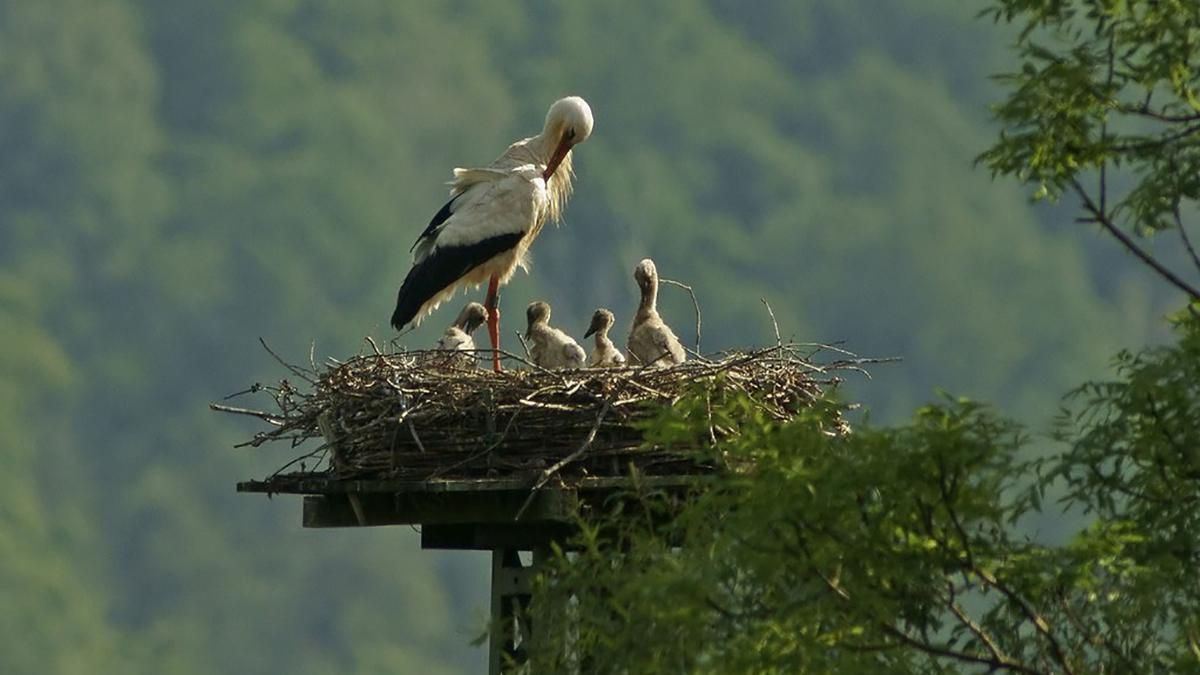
[239,473,701,496]
[301,488,579,528]
[421,523,574,550]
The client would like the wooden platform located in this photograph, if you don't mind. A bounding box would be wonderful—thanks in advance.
[238,474,698,550]
[239,473,703,672]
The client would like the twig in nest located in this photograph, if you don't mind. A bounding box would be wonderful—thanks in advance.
[498,348,569,381]
[222,383,263,400]
[259,337,317,384]
[761,298,782,347]
[269,445,329,479]
[515,402,611,521]
[427,409,524,479]
[408,419,427,453]
[659,278,702,354]
[514,331,532,359]
[798,342,860,358]
[364,336,383,356]
[209,402,285,426]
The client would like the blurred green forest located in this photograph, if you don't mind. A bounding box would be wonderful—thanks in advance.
[0,1,1174,672]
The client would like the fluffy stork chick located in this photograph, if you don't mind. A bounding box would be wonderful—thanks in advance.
[627,258,686,367]
[584,308,626,367]
[432,302,488,368]
[524,301,585,370]
[390,96,595,373]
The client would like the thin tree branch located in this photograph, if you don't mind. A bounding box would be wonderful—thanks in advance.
[514,402,611,520]
[947,591,1008,666]
[1058,594,1141,672]
[972,567,1077,675]
[1100,34,1113,215]
[807,556,1044,675]
[1120,106,1200,123]
[1071,179,1200,300]
[1173,202,1200,276]
[879,624,1046,675]
[659,278,702,354]
[1112,121,1200,152]
[936,458,977,568]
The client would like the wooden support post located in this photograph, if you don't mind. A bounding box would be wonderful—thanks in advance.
[236,476,699,672]
[489,547,542,674]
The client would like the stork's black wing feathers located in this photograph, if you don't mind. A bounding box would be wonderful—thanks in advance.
[409,193,463,253]
[390,232,525,330]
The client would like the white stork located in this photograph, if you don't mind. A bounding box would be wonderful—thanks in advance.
[390,96,595,372]
[524,301,586,370]
[584,308,626,367]
[627,258,687,367]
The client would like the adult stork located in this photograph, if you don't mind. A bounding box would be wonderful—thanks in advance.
[390,96,595,372]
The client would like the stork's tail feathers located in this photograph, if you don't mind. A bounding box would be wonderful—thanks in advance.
[390,282,421,331]
[390,233,526,331]
[391,258,447,331]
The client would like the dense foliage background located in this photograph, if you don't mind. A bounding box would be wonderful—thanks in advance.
[0,1,1182,672]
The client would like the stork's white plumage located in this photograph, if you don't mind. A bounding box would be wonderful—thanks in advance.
[584,308,626,367]
[524,301,586,370]
[627,258,687,367]
[391,96,594,372]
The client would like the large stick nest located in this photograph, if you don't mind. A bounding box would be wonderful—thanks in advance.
[218,344,873,486]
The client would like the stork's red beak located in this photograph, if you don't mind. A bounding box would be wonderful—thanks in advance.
[542,137,572,182]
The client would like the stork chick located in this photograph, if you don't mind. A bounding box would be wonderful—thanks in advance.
[525,301,585,370]
[584,308,626,367]
[627,258,686,367]
[432,302,488,368]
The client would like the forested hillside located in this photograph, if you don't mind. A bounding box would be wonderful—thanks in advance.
[0,1,1167,672]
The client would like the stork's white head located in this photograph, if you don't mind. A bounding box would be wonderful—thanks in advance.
[541,96,593,181]
[544,96,594,146]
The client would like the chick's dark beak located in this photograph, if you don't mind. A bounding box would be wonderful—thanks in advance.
[584,324,597,339]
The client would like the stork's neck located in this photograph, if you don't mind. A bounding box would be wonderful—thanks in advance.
[496,134,575,224]
[637,283,659,322]
[545,149,573,224]
[532,133,574,223]
[528,320,550,341]
[594,330,613,350]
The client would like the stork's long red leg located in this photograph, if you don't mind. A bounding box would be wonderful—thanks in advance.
[484,275,502,372]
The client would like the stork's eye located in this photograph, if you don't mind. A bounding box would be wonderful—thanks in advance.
[566,128,577,141]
